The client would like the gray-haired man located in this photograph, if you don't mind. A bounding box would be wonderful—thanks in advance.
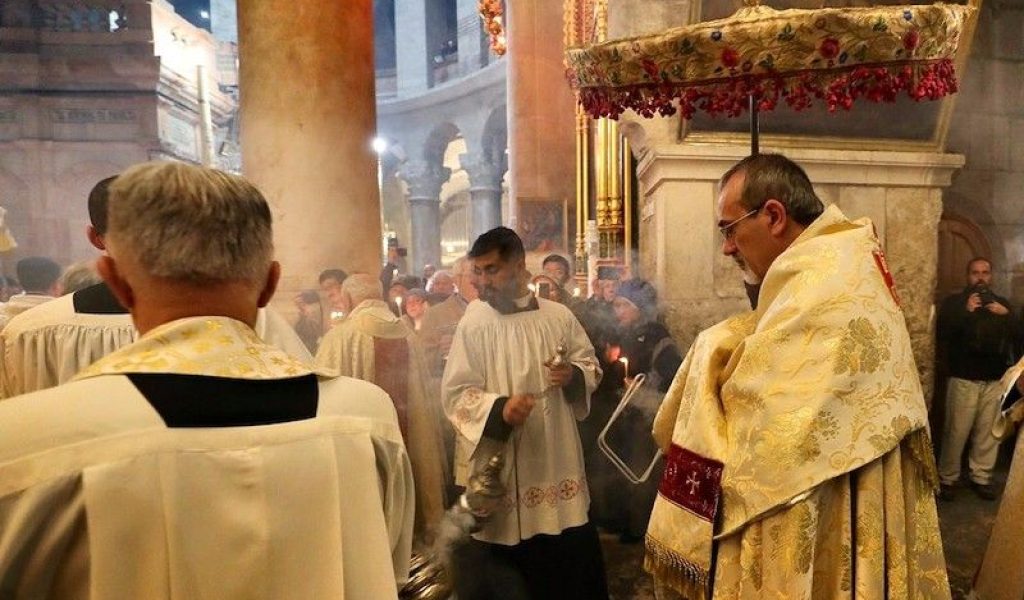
[0,161,414,597]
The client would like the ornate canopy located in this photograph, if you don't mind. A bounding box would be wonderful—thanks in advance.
[565,3,975,120]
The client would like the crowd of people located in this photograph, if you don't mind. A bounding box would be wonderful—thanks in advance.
[0,154,1019,599]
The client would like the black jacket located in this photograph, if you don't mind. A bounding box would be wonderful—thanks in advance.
[937,287,1016,381]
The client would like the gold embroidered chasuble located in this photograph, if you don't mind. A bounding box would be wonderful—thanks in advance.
[314,299,449,539]
[1,316,415,599]
[646,205,949,599]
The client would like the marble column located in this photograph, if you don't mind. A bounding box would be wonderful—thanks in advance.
[401,160,450,272]
[460,152,505,240]
[237,0,381,301]
[395,0,430,95]
[505,0,576,243]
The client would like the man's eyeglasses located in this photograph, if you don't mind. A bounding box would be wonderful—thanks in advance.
[718,206,761,240]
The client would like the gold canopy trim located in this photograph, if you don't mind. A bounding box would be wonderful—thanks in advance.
[565,3,974,119]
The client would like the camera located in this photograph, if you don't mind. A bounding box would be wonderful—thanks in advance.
[973,286,997,306]
[537,281,552,298]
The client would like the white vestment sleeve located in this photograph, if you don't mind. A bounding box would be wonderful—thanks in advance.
[371,429,415,585]
[441,320,502,451]
[255,308,314,363]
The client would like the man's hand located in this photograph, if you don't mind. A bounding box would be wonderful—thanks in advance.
[503,394,536,426]
[967,293,982,312]
[985,301,1010,316]
[546,363,573,388]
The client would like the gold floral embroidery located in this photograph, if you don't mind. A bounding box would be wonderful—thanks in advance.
[834,318,892,375]
[73,317,316,381]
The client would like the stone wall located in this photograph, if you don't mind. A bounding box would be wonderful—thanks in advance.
[634,144,961,407]
[944,0,1024,303]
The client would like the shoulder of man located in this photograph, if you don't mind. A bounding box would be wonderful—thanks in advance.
[2,293,76,339]
[0,375,162,467]
[316,375,401,432]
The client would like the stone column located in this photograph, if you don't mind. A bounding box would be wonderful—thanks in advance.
[460,152,505,240]
[401,160,450,272]
[456,0,486,76]
[237,0,381,299]
[395,0,430,95]
[505,0,576,243]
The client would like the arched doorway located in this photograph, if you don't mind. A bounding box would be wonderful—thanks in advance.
[932,212,995,452]
[935,214,993,305]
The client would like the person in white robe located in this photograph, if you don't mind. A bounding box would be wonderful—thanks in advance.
[442,226,608,600]
[315,272,448,541]
[0,256,62,329]
[0,161,414,598]
[0,176,311,399]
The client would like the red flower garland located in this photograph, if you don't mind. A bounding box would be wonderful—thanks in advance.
[574,59,959,120]
[479,0,506,56]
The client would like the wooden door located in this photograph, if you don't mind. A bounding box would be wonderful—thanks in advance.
[936,215,993,304]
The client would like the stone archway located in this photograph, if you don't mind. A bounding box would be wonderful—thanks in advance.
[936,213,993,304]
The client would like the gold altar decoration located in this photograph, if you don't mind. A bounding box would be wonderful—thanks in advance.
[565,0,634,285]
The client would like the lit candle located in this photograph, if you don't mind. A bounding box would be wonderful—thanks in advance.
[573,287,581,297]
[527,283,537,294]
[619,356,629,379]
[395,295,403,312]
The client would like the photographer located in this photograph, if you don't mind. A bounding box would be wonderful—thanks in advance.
[936,257,1016,501]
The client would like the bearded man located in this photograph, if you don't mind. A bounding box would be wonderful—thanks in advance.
[647,154,949,599]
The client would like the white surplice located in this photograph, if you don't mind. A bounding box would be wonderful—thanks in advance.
[442,297,600,545]
[0,286,312,398]
[0,316,413,599]
[0,293,55,330]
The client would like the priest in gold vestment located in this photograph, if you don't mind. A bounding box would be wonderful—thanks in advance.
[647,154,950,599]
[315,272,448,541]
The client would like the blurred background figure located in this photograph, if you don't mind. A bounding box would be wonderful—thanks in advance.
[402,288,429,333]
[60,260,102,295]
[602,278,683,542]
[380,242,409,294]
[531,273,569,305]
[421,263,437,282]
[425,269,455,305]
[542,253,572,289]
[318,268,348,328]
[293,289,324,353]
[0,256,62,329]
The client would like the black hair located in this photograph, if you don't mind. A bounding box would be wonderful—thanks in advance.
[468,226,525,264]
[966,257,992,273]
[318,268,348,284]
[719,153,824,227]
[542,254,571,273]
[16,256,61,293]
[88,176,118,235]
